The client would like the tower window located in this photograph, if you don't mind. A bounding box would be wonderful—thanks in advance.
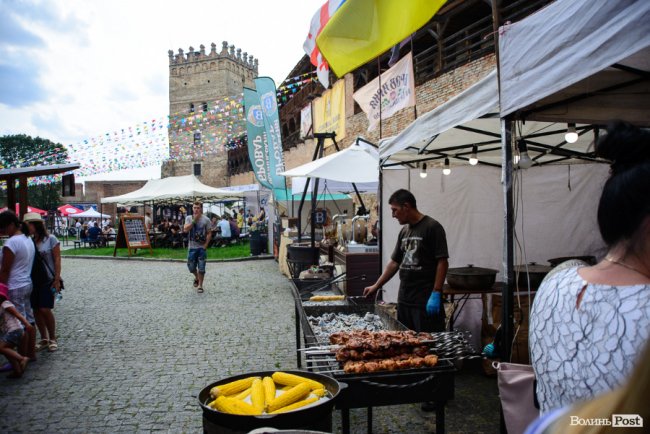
[202,102,208,112]
[193,163,202,176]
[193,132,201,145]
[189,103,195,113]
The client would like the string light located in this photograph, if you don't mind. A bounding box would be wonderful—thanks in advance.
[469,145,478,166]
[443,158,451,176]
[419,162,427,178]
[565,123,578,143]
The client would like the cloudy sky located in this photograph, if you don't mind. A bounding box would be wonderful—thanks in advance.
[0,0,323,181]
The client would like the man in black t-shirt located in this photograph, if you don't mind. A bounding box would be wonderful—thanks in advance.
[363,189,449,332]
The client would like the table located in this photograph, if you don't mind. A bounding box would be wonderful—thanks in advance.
[444,282,503,331]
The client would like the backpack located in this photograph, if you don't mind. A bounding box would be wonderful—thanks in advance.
[31,244,53,292]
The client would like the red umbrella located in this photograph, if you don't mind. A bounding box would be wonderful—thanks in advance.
[0,204,48,216]
[57,204,84,216]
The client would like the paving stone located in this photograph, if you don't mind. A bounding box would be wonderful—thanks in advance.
[0,257,500,433]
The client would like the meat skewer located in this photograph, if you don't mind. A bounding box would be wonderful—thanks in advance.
[343,354,439,373]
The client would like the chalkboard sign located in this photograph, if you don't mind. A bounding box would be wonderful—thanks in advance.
[113,216,152,257]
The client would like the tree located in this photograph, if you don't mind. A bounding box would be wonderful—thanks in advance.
[0,134,69,211]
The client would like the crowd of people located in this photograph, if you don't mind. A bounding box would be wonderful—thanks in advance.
[0,211,62,378]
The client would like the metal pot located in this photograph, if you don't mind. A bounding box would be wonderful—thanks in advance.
[514,263,553,289]
[199,370,343,434]
[547,256,597,267]
[447,265,498,291]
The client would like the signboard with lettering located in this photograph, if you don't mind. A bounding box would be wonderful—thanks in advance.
[113,216,152,257]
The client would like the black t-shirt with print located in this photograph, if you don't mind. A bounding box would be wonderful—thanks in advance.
[391,215,449,307]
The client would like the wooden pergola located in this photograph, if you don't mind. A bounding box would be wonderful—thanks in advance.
[0,163,80,218]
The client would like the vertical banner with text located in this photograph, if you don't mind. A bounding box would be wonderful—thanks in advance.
[313,79,346,147]
[254,77,287,195]
[243,87,272,190]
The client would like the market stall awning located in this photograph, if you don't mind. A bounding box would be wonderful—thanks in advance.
[74,207,111,219]
[290,177,377,195]
[499,0,650,124]
[0,204,47,216]
[280,142,379,183]
[379,69,601,167]
[101,175,243,204]
[57,204,84,216]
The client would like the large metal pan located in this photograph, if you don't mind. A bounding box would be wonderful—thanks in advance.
[446,265,498,291]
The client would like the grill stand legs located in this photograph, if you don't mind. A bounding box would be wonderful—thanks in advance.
[340,404,445,434]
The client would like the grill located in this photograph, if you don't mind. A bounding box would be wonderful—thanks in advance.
[288,279,474,434]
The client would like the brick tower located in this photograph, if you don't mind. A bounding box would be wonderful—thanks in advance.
[162,41,258,186]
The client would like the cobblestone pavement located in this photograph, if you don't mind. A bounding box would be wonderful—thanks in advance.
[0,258,500,433]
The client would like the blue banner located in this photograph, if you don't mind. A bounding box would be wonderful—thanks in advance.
[243,88,272,190]
[254,77,286,194]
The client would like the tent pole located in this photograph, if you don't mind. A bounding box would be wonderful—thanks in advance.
[500,117,515,363]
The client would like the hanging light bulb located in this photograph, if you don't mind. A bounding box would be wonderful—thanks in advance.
[419,162,427,178]
[565,123,578,143]
[517,139,533,169]
[443,158,451,175]
[469,145,478,166]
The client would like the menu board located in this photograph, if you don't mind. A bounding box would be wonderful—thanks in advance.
[113,216,152,257]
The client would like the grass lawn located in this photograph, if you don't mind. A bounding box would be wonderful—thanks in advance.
[61,242,254,260]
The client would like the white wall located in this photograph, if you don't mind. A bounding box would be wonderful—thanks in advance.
[380,163,609,303]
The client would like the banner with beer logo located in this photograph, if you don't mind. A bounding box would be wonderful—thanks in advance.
[254,77,287,193]
[300,103,312,139]
[353,52,415,132]
[313,79,346,146]
[243,87,272,190]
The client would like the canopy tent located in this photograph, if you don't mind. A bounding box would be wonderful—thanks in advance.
[280,141,379,183]
[101,175,243,204]
[290,177,377,195]
[74,207,111,219]
[0,204,47,216]
[499,0,650,125]
[379,69,601,168]
[57,204,84,216]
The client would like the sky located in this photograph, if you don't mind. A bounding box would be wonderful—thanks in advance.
[0,0,323,182]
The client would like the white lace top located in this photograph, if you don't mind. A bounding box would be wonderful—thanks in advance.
[529,266,650,413]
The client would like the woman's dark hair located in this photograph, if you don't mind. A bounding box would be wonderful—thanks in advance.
[595,121,650,248]
[29,220,49,243]
[389,189,417,209]
[0,210,29,235]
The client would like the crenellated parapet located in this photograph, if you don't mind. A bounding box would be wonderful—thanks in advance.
[168,41,257,73]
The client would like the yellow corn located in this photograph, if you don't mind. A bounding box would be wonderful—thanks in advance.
[211,396,259,415]
[266,382,311,413]
[270,397,319,414]
[250,378,265,414]
[210,376,259,398]
[271,372,324,391]
[309,295,345,302]
[280,385,294,391]
[231,387,251,401]
[311,388,327,397]
[262,376,276,403]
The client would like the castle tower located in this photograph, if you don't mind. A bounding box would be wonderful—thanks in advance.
[163,41,258,186]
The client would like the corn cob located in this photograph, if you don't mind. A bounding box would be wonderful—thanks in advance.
[266,382,311,413]
[272,372,325,391]
[262,376,276,403]
[250,378,265,414]
[311,388,327,397]
[280,385,294,391]
[309,295,345,302]
[210,376,258,398]
[231,387,251,401]
[270,397,319,414]
[211,396,259,415]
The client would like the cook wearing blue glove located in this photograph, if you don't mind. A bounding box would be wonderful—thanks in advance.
[426,290,442,316]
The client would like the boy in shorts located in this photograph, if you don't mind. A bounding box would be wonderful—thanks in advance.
[0,283,32,378]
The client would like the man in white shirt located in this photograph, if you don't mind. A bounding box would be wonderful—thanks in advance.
[217,215,231,247]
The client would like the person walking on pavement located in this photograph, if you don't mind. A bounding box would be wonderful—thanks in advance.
[183,202,212,293]
[363,189,449,332]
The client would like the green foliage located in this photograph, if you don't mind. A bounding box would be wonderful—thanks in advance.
[0,134,69,211]
[61,242,254,260]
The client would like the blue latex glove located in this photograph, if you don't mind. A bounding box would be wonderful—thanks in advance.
[426,291,442,316]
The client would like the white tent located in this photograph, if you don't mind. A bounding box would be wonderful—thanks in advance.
[290,177,378,195]
[101,175,242,204]
[74,207,111,219]
[499,0,650,125]
[280,141,379,183]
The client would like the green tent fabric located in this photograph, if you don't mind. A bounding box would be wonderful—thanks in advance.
[274,190,350,201]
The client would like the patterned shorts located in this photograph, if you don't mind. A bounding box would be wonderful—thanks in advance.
[187,248,207,274]
[9,283,34,324]
[0,329,24,346]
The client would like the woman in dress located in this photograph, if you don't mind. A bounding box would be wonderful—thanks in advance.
[529,121,650,413]
[24,212,61,352]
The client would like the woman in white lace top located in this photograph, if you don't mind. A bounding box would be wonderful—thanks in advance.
[529,121,650,414]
